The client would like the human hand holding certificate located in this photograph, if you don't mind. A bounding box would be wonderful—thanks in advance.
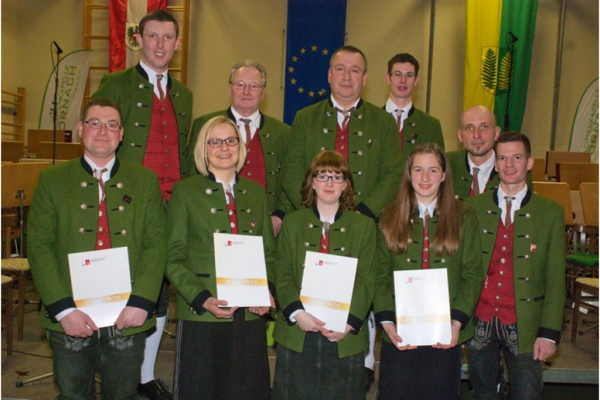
[68,247,131,328]
[300,251,357,333]
[214,233,270,307]
[393,269,451,346]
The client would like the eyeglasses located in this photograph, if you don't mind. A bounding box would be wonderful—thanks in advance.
[230,81,264,92]
[207,137,240,148]
[84,119,121,132]
[390,71,416,80]
[314,174,346,184]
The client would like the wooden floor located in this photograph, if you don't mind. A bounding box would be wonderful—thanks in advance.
[1,281,598,399]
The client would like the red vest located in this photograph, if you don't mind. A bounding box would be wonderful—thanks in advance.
[334,123,350,162]
[475,221,517,325]
[95,198,111,250]
[227,194,239,235]
[319,231,330,254]
[240,129,267,190]
[142,93,180,201]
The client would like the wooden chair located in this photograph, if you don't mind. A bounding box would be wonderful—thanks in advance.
[531,158,546,182]
[580,182,599,227]
[2,274,13,355]
[37,142,83,160]
[1,140,24,163]
[532,182,573,226]
[1,258,30,341]
[558,162,599,190]
[546,151,590,180]
[571,277,599,343]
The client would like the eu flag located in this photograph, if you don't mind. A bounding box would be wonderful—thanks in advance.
[283,0,347,125]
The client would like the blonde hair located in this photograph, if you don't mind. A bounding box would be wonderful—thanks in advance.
[194,115,247,176]
[301,150,355,210]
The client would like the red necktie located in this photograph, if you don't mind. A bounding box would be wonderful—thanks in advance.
[156,73,165,102]
[335,107,355,130]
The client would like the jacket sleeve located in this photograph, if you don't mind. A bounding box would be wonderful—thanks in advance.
[125,173,166,312]
[165,182,211,313]
[451,208,484,328]
[360,114,402,216]
[537,205,566,342]
[373,231,396,325]
[27,171,76,318]
[281,111,308,211]
[275,219,304,322]
[261,193,278,296]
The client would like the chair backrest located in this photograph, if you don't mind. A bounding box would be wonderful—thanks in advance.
[1,162,51,208]
[558,162,599,190]
[1,140,24,163]
[37,142,83,160]
[26,129,70,154]
[531,158,546,181]
[580,182,599,227]
[546,151,590,178]
[533,181,573,225]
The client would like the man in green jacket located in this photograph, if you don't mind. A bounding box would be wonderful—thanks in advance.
[466,132,565,400]
[384,53,445,163]
[28,98,166,399]
[93,10,191,398]
[447,105,501,201]
[187,60,292,235]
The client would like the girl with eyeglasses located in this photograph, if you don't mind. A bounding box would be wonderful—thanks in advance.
[272,150,377,400]
[165,115,275,399]
[374,143,483,399]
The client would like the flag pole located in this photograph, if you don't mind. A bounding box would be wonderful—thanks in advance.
[425,0,436,114]
[550,0,567,150]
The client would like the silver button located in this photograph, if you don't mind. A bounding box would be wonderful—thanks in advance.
[308,224,313,228]
[228,210,233,216]
[357,131,363,137]
[526,298,532,303]
[503,234,509,239]
[524,255,529,259]
[424,248,429,252]
[501,246,507,252]
[323,128,328,134]
[81,204,87,210]
[357,171,363,176]
[499,271,504,276]
[248,230,254,234]
[304,242,310,247]
[211,208,216,214]
[441,259,446,263]
[341,135,345,140]
[137,102,143,108]
[483,229,487,234]
[118,206,125,212]
[357,151,363,156]
[526,213,531,218]
[487,210,492,214]
[99,226,104,232]
[340,227,346,233]
[500,258,505,264]
[206,188,213,195]
[121,230,127,236]
[134,122,140,127]
[79,227,85,233]
[130,143,137,147]
[230,222,236,228]
[80,181,88,188]
[356,192,362,196]
[357,114,363,119]
[495,307,499,312]
[406,258,411,262]
[498,282,502,287]
[496,295,501,300]
[99,211,103,217]
[138,83,144,89]
[98,240,104,246]
[340,247,346,252]
[525,277,531,282]
[246,209,251,213]
[320,147,325,151]
[215,229,220,233]
[117,183,124,189]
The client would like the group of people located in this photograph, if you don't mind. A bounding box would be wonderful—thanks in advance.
[27,9,566,400]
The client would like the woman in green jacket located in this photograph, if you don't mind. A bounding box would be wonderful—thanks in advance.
[273,150,377,400]
[375,143,483,400]
[166,115,276,399]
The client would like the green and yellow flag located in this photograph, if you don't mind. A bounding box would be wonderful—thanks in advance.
[463,0,538,132]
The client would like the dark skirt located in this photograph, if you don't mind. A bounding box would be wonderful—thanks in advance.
[378,341,461,400]
[173,309,271,400]
[272,332,365,400]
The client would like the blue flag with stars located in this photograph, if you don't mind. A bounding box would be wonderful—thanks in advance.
[283,0,347,125]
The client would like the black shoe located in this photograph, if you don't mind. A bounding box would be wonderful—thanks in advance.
[138,379,173,400]
[365,367,375,391]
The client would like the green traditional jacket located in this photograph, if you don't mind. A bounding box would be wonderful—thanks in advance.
[447,151,500,202]
[165,174,277,323]
[28,158,167,335]
[273,207,377,358]
[187,108,293,217]
[93,64,193,177]
[466,189,566,353]
[374,202,483,345]
[397,106,445,166]
[283,99,402,219]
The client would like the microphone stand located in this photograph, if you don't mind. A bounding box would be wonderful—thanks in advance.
[52,42,63,165]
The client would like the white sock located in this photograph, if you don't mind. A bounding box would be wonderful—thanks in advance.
[140,315,167,384]
[365,310,375,370]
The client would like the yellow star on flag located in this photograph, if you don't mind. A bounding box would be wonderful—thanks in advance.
[311,45,318,51]
[318,89,326,96]
[322,49,329,55]
[298,87,305,93]
[288,67,295,73]
[290,78,297,85]
[292,56,298,62]
[300,48,306,54]
[309,91,315,97]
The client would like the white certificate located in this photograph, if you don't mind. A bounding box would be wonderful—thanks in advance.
[300,251,358,333]
[393,269,451,346]
[213,233,270,307]
[68,247,131,328]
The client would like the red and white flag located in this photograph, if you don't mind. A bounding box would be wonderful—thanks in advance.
[109,0,167,72]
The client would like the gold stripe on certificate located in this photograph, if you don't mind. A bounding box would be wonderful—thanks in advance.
[300,295,351,311]
[74,292,131,308]
[216,278,268,286]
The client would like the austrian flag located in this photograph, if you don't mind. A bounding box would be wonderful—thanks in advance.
[108,0,167,72]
